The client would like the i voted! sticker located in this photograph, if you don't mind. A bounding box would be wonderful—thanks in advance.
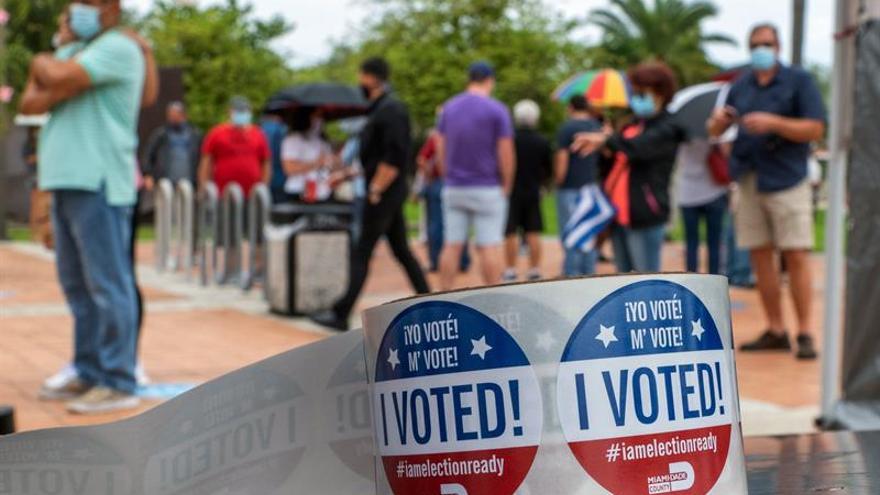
[557,280,733,495]
[373,301,542,495]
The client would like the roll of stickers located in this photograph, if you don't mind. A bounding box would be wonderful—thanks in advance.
[363,274,748,495]
[2,274,746,495]
[0,330,375,495]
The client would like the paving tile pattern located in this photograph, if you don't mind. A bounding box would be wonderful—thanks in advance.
[0,239,825,435]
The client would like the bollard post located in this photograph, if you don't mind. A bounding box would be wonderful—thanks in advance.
[217,183,244,285]
[169,183,181,272]
[154,178,174,272]
[175,180,196,278]
[198,183,219,287]
[243,184,271,291]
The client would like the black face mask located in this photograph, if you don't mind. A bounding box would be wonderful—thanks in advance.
[360,84,372,100]
[169,123,184,131]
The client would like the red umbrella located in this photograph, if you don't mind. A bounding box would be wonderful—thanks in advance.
[713,64,749,82]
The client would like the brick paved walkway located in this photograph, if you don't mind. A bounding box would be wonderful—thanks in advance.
[0,238,825,436]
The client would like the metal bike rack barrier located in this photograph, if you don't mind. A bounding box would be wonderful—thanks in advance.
[172,179,196,277]
[154,178,174,272]
[217,183,245,285]
[243,183,271,292]
[197,183,219,287]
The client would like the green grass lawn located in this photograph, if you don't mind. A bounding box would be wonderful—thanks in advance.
[407,192,827,252]
[7,225,32,242]
[6,199,829,252]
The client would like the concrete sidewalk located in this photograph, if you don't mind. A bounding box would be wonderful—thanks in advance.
[0,238,824,436]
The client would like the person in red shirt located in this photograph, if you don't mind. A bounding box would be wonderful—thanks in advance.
[198,96,270,196]
[417,119,470,272]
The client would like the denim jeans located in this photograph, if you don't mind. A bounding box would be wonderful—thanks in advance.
[611,223,666,273]
[556,188,598,276]
[423,180,469,272]
[52,190,138,393]
[723,212,754,286]
[680,194,728,274]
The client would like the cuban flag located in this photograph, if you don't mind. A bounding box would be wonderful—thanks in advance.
[562,184,615,252]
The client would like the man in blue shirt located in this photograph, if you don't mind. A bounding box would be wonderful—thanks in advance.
[708,23,826,360]
[555,95,602,276]
[260,113,288,203]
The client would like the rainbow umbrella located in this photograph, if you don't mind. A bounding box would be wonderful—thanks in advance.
[552,69,631,108]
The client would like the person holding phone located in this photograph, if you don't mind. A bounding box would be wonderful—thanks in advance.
[707,23,826,360]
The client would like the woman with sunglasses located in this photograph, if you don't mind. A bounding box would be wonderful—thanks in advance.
[571,61,685,273]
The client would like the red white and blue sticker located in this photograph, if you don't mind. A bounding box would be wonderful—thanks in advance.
[557,280,733,495]
[373,301,542,495]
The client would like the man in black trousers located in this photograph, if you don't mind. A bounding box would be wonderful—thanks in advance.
[311,57,430,330]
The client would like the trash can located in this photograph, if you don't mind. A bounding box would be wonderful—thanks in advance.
[265,202,352,316]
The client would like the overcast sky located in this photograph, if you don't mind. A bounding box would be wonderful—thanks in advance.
[128,0,835,68]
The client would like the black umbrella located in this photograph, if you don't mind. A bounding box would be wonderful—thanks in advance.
[667,82,729,139]
[264,83,369,121]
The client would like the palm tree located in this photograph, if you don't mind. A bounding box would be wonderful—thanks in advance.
[588,0,736,85]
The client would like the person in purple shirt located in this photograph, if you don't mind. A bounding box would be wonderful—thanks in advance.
[436,62,516,289]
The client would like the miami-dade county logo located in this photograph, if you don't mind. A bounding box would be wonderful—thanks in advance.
[373,301,542,495]
[557,281,733,494]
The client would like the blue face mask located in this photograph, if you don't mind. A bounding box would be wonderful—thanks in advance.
[630,94,656,118]
[231,111,252,127]
[70,3,102,40]
[750,47,777,71]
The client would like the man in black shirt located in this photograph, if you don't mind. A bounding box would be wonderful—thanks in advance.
[311,57,430,330]
[503,100,552,281]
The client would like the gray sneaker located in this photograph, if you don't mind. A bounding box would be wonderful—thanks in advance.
[66,386,140,415]
[39,374,91,401]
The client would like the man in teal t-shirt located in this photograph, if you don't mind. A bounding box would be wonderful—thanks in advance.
[20,0,151,414]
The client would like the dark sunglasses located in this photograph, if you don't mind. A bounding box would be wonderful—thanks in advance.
[750,42,776,50]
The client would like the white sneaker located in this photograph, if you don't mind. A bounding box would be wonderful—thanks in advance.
[502,269,518,282]
[66,386,140,415]
[135,364,151,387]
[40,366,90,400]
[43,364,78,390]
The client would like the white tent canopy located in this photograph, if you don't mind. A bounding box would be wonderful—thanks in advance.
[819,0,880,430]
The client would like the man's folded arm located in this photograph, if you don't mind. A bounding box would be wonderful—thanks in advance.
[26,54,93,110]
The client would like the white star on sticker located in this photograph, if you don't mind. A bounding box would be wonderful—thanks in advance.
[387,348,400,370]
[471,336,493,360]
[596,324,618,348]
[535,331,557,352]
[691,319,706,341]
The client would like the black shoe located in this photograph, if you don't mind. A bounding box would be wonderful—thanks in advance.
[796,334,818,360]
[309,310,349,331]
[739,330,791,352]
